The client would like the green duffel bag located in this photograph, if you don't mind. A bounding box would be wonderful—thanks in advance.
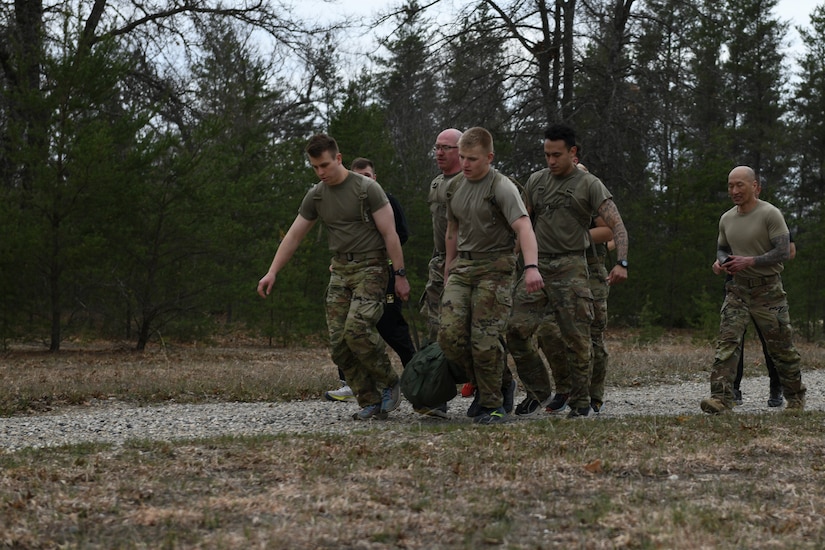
[400,342,466,409]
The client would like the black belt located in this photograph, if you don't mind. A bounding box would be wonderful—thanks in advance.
[458,250,509,260]
[539,250,585,260]
[734,274,780,288]
[334,250,387,262]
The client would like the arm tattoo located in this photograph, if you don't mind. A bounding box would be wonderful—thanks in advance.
[598,200,628,259]
[717,244,732,264]
[753,233,790,266]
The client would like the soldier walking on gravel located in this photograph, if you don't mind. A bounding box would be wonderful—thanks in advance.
[257,134,410,421]
[438,127,543,424]
[506,124,629,419]
[701,165,805,414]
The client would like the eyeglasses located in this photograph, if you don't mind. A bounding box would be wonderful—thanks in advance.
[433,144,458,152]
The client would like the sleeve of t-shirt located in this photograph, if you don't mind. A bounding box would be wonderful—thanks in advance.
[365,179,390,214]
[298,184,320,220]
[496,176,528,225]
[766,205,790,240]
[587,176,613,215]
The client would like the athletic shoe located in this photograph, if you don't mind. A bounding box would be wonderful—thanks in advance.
[460,383,475,398]
[590,400,602,414]
[733,389,743,406]
[502,379,517,414]
[785,397,805,410]
[414,403,449,419]
[515,396,550,417]
[325,382,355,402]
[473,406,506,425]
[381,382,401,414]
[567,406,590,418]
[700,397,730,415]
[545,392,569,413]
[767,388,784,408]
[466,389,482,418]
[352,403,385,420]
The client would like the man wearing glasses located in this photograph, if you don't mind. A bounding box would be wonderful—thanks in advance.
[421,128,463,345]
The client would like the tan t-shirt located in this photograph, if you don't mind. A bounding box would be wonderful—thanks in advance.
[524,168,612,254]
[299,172,389,254]
[446,168,527,254]
[718,199,789,277]
[428,172,460,255]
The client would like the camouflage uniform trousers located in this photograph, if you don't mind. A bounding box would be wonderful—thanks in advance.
[419,254,445,346]
[438,255,516,409]
[528,260,608,402]
[711,276,805,408]
[327,257,397,408]
[506,254,594,410]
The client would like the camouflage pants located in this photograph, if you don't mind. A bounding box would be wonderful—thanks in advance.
[327,257,396,408]
[528,260,608,402]
[506,254,594,409]
[711,276,805,407]
[438,255,516,409]
[420,254,445,346]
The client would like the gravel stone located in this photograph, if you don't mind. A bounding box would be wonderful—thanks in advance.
[1,372,822,453]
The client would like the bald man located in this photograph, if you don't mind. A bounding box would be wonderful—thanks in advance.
[700,166,806,414]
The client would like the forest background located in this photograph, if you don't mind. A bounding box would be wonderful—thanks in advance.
[2,0,825,352]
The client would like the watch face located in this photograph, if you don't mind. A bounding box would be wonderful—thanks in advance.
[618,260,628,268]
[395,268,406,277]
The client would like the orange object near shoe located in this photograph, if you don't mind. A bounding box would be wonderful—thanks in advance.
[460,383,475,398]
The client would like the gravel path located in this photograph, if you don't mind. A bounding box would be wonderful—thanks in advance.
[2,372,823,453]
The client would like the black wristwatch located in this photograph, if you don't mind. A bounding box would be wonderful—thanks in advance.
[394,267,407,277]
[616,259,628,269]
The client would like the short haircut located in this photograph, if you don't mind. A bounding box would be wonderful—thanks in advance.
[544,124,577,149]
[458,126,494,154]
[350,157,374,172]
[305,133,339,158]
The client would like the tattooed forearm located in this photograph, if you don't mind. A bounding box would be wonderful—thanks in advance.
[753,233,790,266]
[598,200,628,259]
[717,244,732,264]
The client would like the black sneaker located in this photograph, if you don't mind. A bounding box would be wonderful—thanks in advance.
[473,406,506,425]
[515,397,538,417]
[502,380,517,414]
[567,406,590,418]
[353,403,386,421]
[768,387,784,408]
[516,395,551,417]
[733,389,743,406]
[466,389,482,418]
[545,392,569,413]
[590,400,602,414]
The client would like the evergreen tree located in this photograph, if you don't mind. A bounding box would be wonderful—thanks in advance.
[787,5,825,339]
[375,0,440,196]
[723,0,789,180]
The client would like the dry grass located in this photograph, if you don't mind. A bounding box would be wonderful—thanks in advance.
[2,330,825,548]
[3,415,825,548]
